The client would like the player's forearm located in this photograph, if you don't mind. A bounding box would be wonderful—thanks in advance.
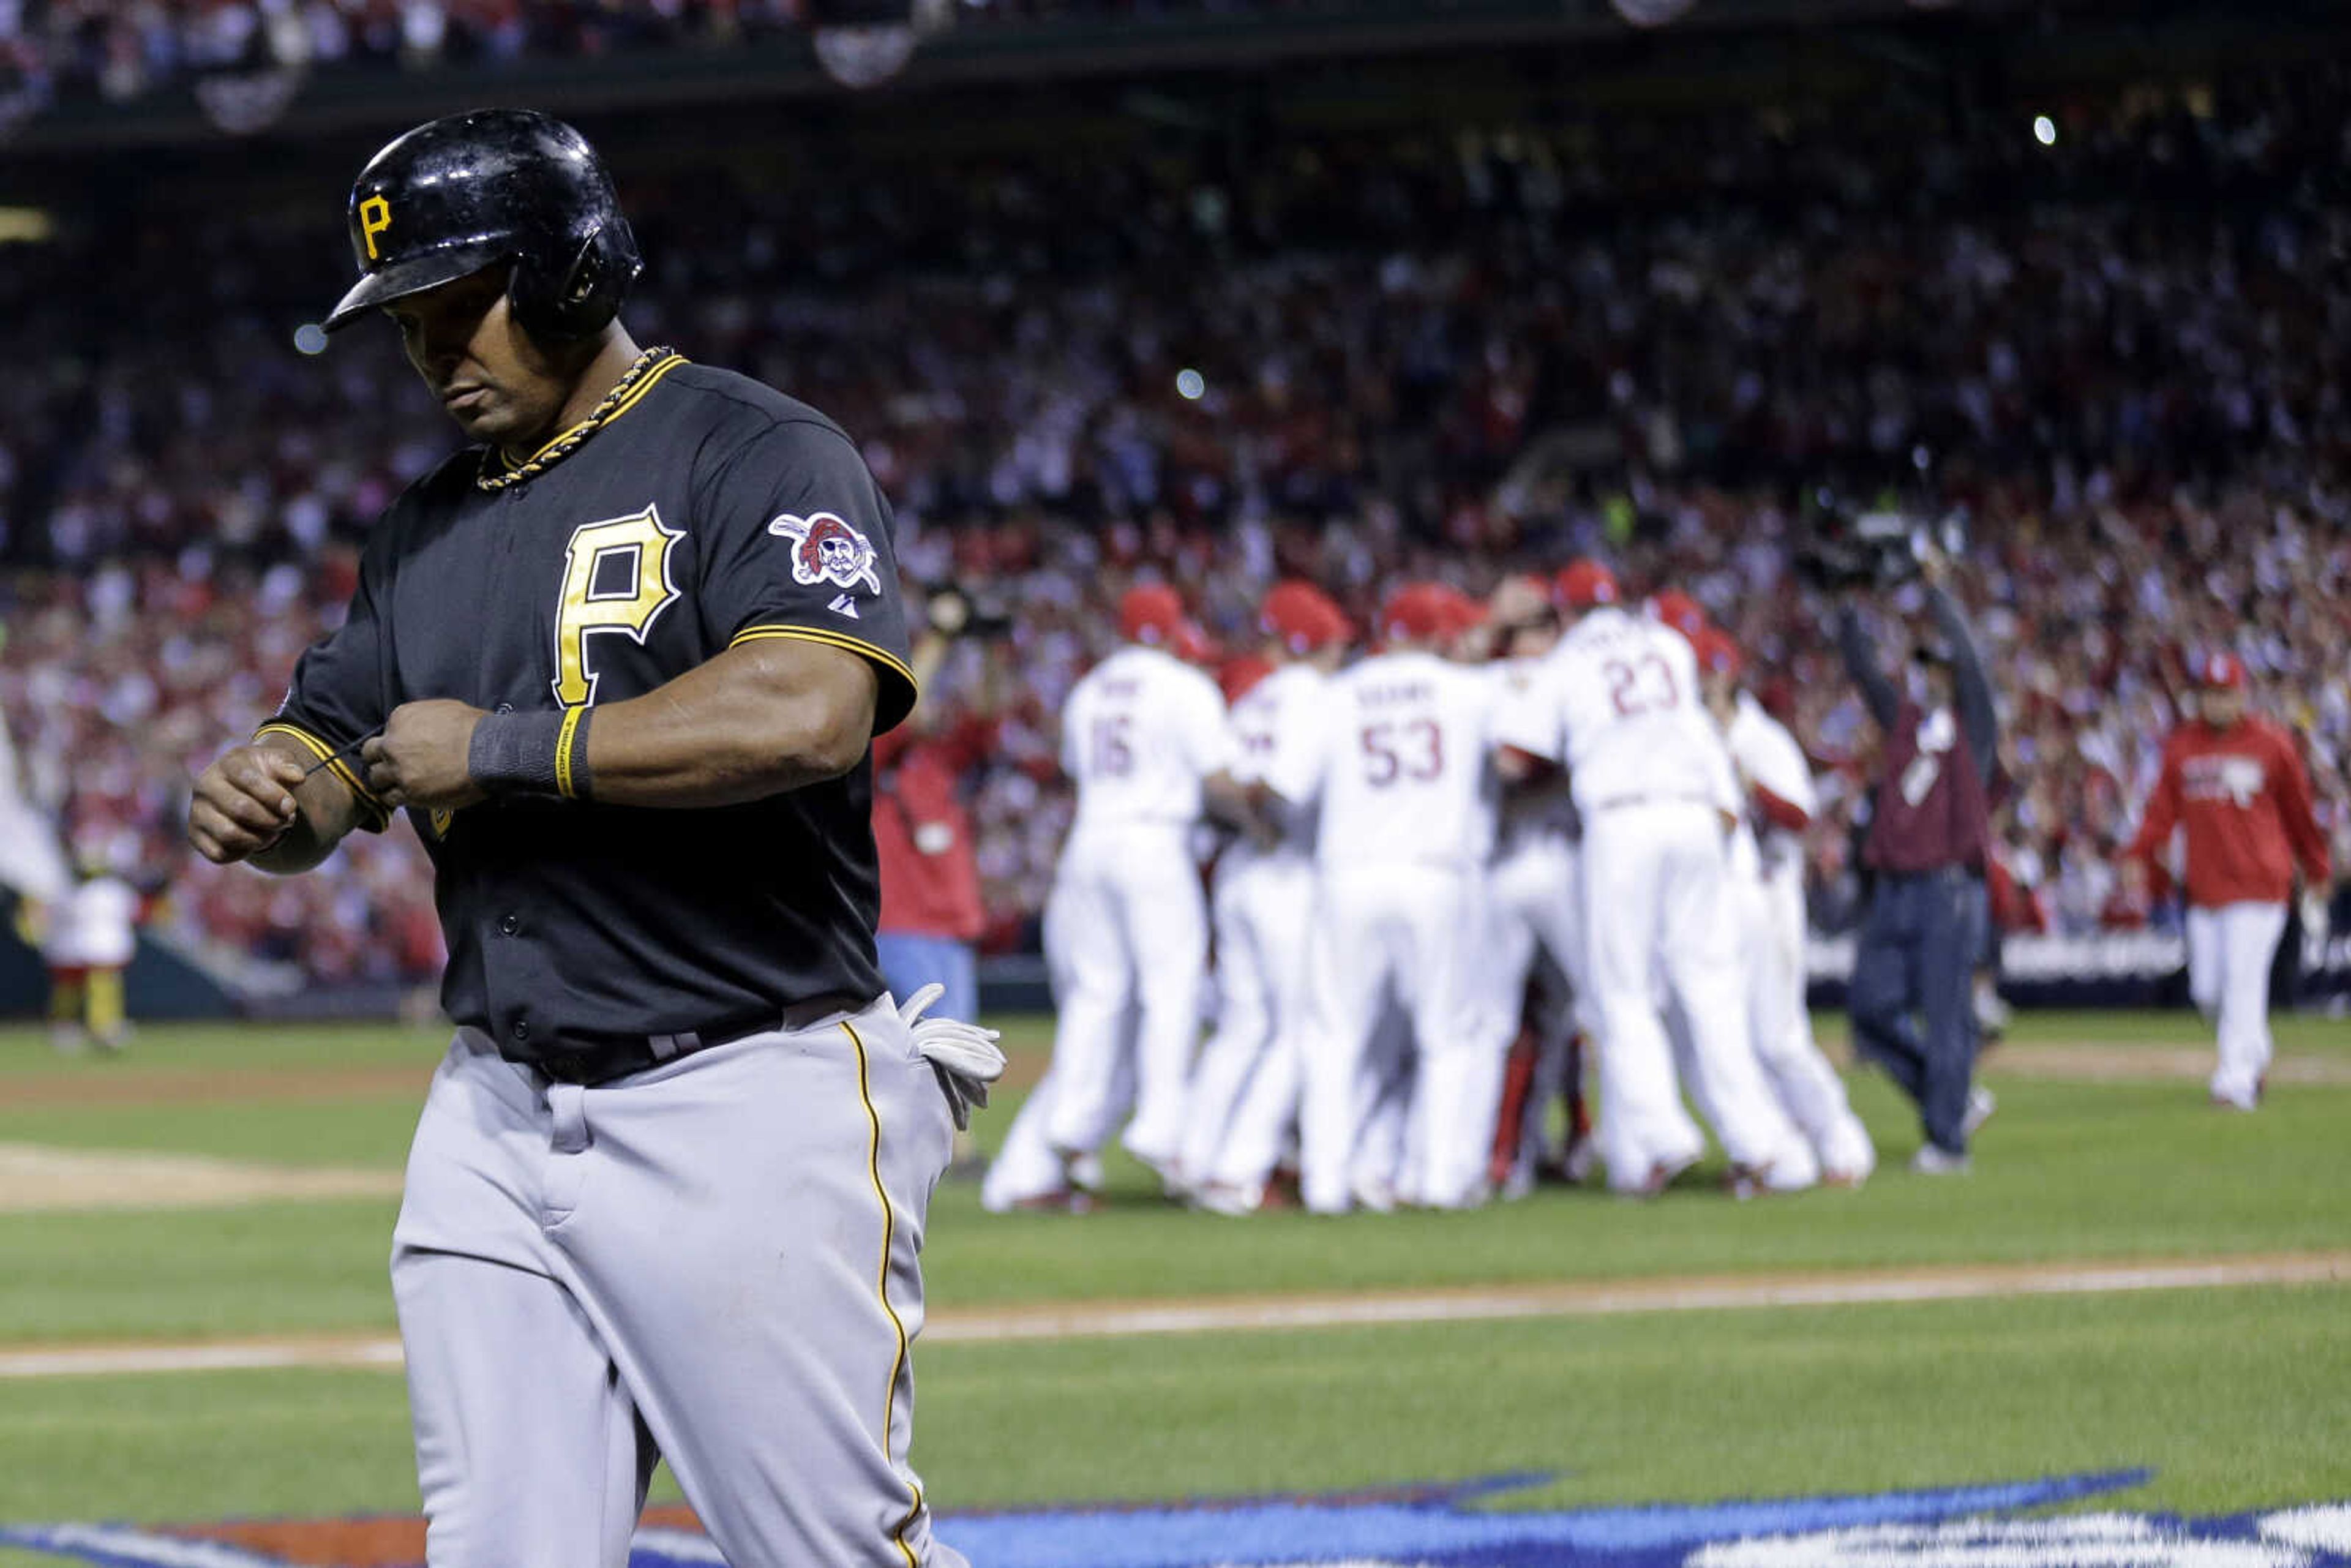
[247,735,360,875]
[1202,771,1256,834]
[580,639,879,808]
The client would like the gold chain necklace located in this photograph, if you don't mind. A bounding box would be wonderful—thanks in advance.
[476,346,678,492]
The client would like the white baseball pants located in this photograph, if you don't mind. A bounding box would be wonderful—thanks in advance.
[392,999,961,1568]
[2186,901,2289,1108]
[1582,800,1798,1188]
[1181,853,1313,1191]
[1742,869,1874,1179]
[1480,833,1588,1192]
[1299,863,1502,1212]
[978,1065,1109,1211]
[1040,825,1208,1171]
[1485,832,1591,1037]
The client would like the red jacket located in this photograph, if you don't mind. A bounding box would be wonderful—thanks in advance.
[872,734,986,942]
[2127,718,2330,908]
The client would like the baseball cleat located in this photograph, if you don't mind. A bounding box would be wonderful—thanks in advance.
[1624,1152,1698,1199]
[1962,1086,1997,1138]
[1909,1144,1971,1176]
[1190,1180,1264,1217]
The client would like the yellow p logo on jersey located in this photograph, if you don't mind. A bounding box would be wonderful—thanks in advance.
[358,195,392,263]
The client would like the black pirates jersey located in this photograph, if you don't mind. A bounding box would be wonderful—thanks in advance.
[265,355,919,1064]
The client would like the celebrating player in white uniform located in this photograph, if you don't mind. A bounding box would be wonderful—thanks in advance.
[1267,583,1509,1214]
[1480,574,1595,1196]
[984,583,1242,1210]
[1498,562,1804,1195]
[1182,582,1353,1215]
[1697,629,1875,1185]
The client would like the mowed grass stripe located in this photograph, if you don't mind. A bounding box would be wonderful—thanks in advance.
[7,1250,2342,1379]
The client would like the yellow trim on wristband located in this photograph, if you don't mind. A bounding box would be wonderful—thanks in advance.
[555,706,586,800]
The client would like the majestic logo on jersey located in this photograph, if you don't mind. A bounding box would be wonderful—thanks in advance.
[767,511,882,596]
[10,1472,2350,1567]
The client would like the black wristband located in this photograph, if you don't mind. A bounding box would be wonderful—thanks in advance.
[468,709,564,798]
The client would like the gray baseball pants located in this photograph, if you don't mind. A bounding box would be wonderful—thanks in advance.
[390,995,965,1567]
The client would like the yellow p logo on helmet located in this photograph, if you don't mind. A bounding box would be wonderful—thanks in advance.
[358,195,392,263]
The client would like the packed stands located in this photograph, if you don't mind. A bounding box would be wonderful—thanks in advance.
[2,62,2346,981]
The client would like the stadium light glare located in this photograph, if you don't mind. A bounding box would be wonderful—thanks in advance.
[2033,116,2058,147]
[0,208,55,245]
[1176,369,1206,402]
[293,323,329,356]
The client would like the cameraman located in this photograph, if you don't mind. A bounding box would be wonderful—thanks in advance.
[1834,546,1998,1173]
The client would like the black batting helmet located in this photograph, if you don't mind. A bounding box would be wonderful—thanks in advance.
[323,108,642,342]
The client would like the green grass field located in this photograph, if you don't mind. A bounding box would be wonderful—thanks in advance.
[1,1010,2346,1565]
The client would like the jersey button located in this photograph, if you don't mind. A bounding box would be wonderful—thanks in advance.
[496,703,514,715]
[500,913,520,936]
[512,1020,530,1042]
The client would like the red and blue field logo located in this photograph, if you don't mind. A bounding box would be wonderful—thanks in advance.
[7,1473,2350,1567]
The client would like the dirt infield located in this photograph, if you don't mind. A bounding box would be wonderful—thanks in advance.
[2,1250,2342,1379]
[1983,1043,2351,1086]
[0,1142,402,1214]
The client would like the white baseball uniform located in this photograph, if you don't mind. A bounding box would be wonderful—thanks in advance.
[1037,643,1235,1179]
[1179,661,1325,1203]
[1270,650,1507,1213]
[1483,656,1592,1190]
[1496,609,1800,1190]
[1725,692,1875,1180]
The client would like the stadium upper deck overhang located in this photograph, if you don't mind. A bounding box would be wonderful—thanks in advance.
[0,0,2333,162]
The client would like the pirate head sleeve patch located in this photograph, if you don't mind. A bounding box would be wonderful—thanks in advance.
[697,417,918,734]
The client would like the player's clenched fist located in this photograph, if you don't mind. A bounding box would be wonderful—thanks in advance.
[364,700,490,812]
[188,745,309,865]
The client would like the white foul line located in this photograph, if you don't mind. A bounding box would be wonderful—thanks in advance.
[2,1252,2342,1380]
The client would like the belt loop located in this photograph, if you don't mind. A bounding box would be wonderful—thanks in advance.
[549,1082,590,1154]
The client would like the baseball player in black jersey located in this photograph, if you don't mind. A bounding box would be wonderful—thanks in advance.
[186,110,999,1567]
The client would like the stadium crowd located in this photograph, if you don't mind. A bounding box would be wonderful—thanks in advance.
[2,66,2348,982]
[0,0,1300,116]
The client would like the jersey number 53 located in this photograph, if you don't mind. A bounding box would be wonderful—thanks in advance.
[1361,719,1442,786]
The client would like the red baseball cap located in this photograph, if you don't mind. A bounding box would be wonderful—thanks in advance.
[1120,583,1187,645]
[2197,651,2246,690]
[1379,582,1455,644]
[1259,580,1351,655]
[1554,560,1620,610]
[1437,585,1488,638]
[1218,653,1275,704]
[1695,626,1744,680]
[1648,588,1708,642]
